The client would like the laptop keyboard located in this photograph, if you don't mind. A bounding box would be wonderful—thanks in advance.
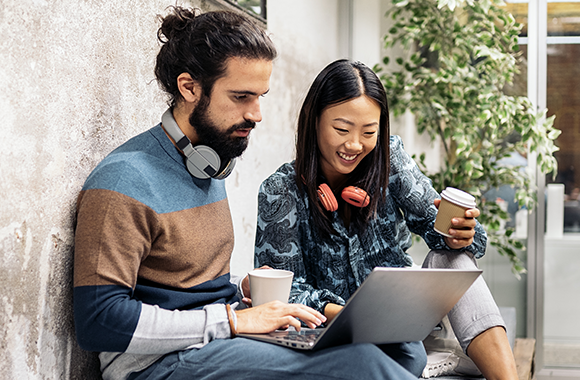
[269,328,322,348]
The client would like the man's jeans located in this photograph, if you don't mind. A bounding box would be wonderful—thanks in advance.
[128,337,427,380]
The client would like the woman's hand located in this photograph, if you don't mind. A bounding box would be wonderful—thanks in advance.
[235,300,326,333]
[434,199,480,249]
[323,303,343,323]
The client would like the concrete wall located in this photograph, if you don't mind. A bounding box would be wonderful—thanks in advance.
[0,0,396,378]
[0,0,171,377]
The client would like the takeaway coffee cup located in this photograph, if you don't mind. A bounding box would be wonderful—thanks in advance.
[248,269,294,307]
[434,187,477,238]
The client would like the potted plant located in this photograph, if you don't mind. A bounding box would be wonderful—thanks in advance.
[375,0,561,277]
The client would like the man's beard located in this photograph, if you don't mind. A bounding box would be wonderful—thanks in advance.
[189,95,255,164]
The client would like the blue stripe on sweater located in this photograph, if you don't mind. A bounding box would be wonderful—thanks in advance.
[74,285,141,352]
[134,273,238,310]
[82,125,227,214]
[73,274,238,352]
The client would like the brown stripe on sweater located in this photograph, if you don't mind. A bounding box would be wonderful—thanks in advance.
[74,189,234,290]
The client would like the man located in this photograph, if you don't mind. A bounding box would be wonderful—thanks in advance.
[73,7,424,380]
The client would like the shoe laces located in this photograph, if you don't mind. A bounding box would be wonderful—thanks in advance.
[422,353,460,378]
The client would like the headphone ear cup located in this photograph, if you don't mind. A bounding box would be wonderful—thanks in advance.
[162,108,233,180]
[341,186,370,208]
[185,145,221,180]
[317,183,338,212]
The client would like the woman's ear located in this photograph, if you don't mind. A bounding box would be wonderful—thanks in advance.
[177,73,202,105]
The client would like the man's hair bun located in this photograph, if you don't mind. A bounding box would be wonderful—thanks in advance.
[157,6,199,43]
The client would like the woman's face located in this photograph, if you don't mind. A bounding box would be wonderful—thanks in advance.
[316,95,380,188]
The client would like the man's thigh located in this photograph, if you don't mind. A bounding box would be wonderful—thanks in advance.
[130,337,420,380]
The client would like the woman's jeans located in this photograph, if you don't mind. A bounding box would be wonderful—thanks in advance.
[423,250,506,352]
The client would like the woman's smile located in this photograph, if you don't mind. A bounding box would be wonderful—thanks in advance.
[338,152,359,162]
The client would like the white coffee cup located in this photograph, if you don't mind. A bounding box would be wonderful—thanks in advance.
[248,269,293,307]
[434,187,476,238]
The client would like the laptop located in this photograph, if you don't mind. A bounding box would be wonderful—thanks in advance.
[237,267,481,350]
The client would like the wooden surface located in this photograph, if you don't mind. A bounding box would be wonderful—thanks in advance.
[514,338,536,380]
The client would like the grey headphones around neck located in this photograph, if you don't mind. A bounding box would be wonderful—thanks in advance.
[161,108,236,180]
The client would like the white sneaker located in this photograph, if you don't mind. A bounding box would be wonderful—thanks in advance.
[421,350,482,378]
[422,317,482,378]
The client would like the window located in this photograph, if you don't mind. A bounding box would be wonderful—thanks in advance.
[226,0,267,20]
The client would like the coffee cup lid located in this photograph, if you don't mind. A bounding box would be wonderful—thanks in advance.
[441,187,476,208]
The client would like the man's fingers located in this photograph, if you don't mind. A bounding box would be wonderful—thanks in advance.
[292,303,326,323]
[236,301,326,334]
[286,316,302,331]
[274,302,325,329]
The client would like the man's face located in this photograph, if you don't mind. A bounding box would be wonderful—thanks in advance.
[189,57,273,162]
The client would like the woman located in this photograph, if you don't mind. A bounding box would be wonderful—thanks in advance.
[253,59,518,379]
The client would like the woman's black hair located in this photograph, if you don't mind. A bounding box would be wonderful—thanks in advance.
[154,7,277,106]
[295,59,390,236]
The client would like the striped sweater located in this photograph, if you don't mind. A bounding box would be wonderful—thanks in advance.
[73,124,240,380]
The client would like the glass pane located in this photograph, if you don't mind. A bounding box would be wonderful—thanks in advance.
[544,40,580,369]
[502,1,529,98]
[545,43,580,232]
[230,0,266,18]
[504,2,529,37]
[548,2,580,36]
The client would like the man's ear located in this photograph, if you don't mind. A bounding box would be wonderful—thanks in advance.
[177,73,202,105]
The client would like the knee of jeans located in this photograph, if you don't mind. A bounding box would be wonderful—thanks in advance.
[385,341,427,377]
[423,250,477,269]
[355,343,426,376]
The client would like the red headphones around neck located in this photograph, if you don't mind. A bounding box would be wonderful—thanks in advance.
[316,183,370,212]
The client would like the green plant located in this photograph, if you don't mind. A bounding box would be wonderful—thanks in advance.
[375,0,561,277]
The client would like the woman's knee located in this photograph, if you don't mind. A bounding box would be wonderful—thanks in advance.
[423,250,477,270]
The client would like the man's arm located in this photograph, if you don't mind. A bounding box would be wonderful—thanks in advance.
[73,189,233,354]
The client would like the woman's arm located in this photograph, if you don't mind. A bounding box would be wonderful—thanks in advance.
[388,136,487,257]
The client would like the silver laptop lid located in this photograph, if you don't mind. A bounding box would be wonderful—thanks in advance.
[320,267,482,346]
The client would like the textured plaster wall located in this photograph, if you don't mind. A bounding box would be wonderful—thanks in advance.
[0,0,248,378]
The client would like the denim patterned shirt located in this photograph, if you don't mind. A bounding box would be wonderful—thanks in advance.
[254,135,487,313]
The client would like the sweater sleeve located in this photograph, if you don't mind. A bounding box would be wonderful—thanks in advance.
[388,136,487,258]
[73,188,232,354]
